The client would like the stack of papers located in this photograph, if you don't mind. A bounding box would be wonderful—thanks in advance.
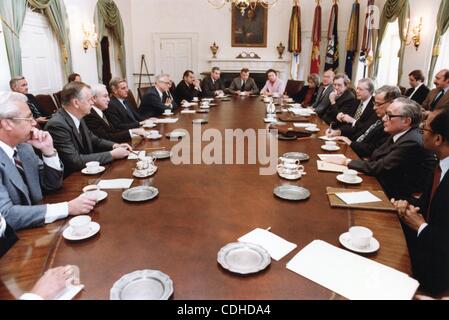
[317,160,347,173]
[98,179,134,189]
[238,228,297,261]
[55,284,84,300]
[334,191,382,205]
[286,240,419,300]
[127,151,145,160]
[181,109,196,114]
[317,154,347,161]
[293,123,315,128]
[154,118,178,124]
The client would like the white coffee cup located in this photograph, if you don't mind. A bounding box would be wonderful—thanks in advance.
[342,169,358,182]
[82,185,100,201]
[349,226,373,249]
[85,161,100,173]
[263,97,271,103]
[69,215,92,236]
[148,130,159,138]
[192,97,199,102]
[325,141,337,147]
[163,109,172,115]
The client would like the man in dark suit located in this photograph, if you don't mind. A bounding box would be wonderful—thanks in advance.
[324,97,436,200]
[321,73,358,124]
[422,69,449,112]
[85,84,147,143]
[201,67,226,98]
[9,76,50,124]
[228,68,259,96]
[312,70,335,117]
[139,74,179,118]
[46,82,131,176]
[174,70,202,104]
[105,77,145,130]
[333,85,401,159]
[392,109,449,295]
[405,70,430,105]
[0,213,17,257]
[0,92,96,231]
[326,78,377,140]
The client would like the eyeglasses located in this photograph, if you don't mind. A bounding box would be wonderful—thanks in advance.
[419,123,434,134]
[9,116,35,122]
[383,113,405,121]
[374,100,392,107]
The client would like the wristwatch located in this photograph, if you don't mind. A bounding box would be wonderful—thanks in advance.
[43,149,58,158]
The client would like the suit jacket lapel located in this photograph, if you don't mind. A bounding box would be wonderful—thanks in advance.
[428,169,449,221]
[79,120,93,153]
[0,148,31,204]
[61,109,85,151]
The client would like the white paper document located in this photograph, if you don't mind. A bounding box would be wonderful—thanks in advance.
[335,191,382,205]
[181,110,196,114]
[317,160,347,173]
[319,136,337,141]
[55,284,84,300]
[154,118,179,124]
[293,123,315,128]
[127,151,145,160]
[98,179,134,189]
[238,228,297,261]
[286,240,419,300]
[317,154,347,161]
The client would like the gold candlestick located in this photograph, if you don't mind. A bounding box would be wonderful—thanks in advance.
[277,42,285,59]
[210,42,219,59]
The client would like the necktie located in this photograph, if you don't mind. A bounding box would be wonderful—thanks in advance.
[27,102,42,118]
[356,120,382,143]
[430,90,445,111]
[353,102,364,121]
[102,113,110,126]
[13,150,27,183]
[122,100,138,122]
[240,81,246,92]
[79,122,93,153]
[427,165,442,221]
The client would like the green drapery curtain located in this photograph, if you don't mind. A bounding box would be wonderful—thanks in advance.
[27,0,73,78]
[428,0,449,86]
[0,0,27,77]
[0,0,73,78]
[95,0,127,83]
[373,0,410,85]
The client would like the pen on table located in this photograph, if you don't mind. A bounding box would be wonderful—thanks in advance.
[266,227,271,231]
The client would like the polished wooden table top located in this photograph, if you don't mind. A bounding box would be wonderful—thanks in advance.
[0,97,411,299]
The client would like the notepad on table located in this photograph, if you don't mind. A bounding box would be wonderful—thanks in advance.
[98,179,134,189]
[317,160,347,173]
[55,284,84,300]
[286,240,419,300]
[293,123,315,128]
[154,118,178,124]
[180,109,196,114]
[334,191,382,205]
[238,228,297,261]
[317,154,347,161]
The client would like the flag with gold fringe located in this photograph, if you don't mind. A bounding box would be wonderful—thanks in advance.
[310,1,322,75]
[324,1,339,72]
[344,0,360,79]
[359,0,375,77]
[288,1,301,80]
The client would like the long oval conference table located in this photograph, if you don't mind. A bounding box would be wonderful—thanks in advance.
[0,96,411,300]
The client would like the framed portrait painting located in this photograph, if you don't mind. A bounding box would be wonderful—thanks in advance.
[231,5,267,47]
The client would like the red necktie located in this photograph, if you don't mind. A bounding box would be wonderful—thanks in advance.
[430,165,442,201]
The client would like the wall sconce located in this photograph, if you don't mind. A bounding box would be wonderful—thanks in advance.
[82,23,98,53]
[403,17,423,51]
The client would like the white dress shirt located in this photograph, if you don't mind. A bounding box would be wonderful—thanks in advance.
[352,98,371,127]
[156,87,172,109]
[0,140,68,224]
[66,110,81,131]
[19,293,44,300]
[0,213,6,237]
[409,83,424,100]
[392,129,409,143]
[417,156,449,236]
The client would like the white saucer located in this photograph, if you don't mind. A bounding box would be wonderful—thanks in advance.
[321,145,341,151]
[264,117,277,123]
[82,190,108,202]
[142,122,156,128]
[133,166,158,178]
[200,105,210,109]
[305,127,320,132]
[163,113,174,116]
[81,166,105,175]
[277,171,304,180]
[337,174,363,184]
[63,222,100,241]
[146,134,162,140]
[339,232,380,253]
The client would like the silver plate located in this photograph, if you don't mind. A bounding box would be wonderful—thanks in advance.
[283,152,310,161]
[110,269,173,300]
[122,186,159,202]
[149,150,171,159]
[273,185,310,201]
[217,242,271,274]
[192,119,208,124]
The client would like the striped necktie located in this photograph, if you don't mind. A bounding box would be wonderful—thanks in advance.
[13,150,27,183]
[353,102,364,121]
[356,120,382,143]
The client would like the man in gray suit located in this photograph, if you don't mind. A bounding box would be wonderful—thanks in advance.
[312,70,335,117]
[228,68,259,96]
[0,92,97,231]
[46,82,131,176]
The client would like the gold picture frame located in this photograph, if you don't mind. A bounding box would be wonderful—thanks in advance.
[231,5,268,48]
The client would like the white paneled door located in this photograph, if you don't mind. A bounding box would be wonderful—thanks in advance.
[153,33,198,84]
[20,8,63,94]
